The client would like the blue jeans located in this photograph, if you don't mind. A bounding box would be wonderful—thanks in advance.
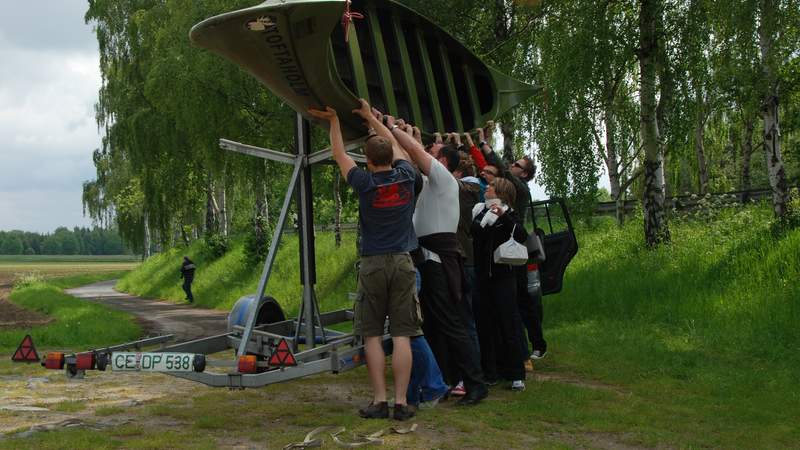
[406,269,448,405]
[407,336,449,405]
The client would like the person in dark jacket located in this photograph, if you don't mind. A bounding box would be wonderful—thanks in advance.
[471,178,529,391]
[180,256,196,303]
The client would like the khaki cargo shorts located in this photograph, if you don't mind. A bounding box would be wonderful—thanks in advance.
[353,253,422,337]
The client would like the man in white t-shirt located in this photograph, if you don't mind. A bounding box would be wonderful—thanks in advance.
[383,115,489,406]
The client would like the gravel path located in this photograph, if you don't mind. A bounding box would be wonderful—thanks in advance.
[65,280,229,342]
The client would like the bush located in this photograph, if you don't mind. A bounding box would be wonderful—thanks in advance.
[770,187,800,236]
[243,215,271,265]
[202,232,229,259]
[13,272,44,289]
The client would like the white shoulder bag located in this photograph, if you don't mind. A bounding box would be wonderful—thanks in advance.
[493,224,529,266]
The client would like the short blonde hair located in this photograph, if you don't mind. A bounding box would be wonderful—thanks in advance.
[365,136,393,166]
[491,177,516,206]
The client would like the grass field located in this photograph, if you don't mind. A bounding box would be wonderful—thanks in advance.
[1,204,798,448]
[0,255,140,287]
[0,273,141,351]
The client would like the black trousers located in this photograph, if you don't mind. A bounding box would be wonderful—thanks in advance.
[516,267,547,353]
[476,270,526,382]
[419,261,485,391]
[182,279,194,302]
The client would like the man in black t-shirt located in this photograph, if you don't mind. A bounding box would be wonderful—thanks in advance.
[309,100,419,421]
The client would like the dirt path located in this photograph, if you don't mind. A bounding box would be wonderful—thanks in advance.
[0,281,229,437]
[65,280,228,341]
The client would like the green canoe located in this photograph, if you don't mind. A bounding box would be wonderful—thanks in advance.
[191,0,538,141]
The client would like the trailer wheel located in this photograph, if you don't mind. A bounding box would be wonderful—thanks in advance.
[65,364,85,380]
[95,353,109,371]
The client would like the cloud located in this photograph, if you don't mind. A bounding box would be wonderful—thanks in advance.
[0,3,102,231]
[0,189,92,233]
[0,0,96,52]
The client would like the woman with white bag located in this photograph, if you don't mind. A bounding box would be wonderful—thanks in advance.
[470,178,529,391]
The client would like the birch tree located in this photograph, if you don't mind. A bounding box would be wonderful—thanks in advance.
[639,0,671,246]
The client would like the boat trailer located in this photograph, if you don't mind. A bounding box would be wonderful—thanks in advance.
[34,113,387,388]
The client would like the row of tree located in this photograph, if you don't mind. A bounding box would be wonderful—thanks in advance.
[82,0,799,253]
[0,227,129,255]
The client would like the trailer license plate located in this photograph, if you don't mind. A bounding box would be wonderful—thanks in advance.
[111,352,195,372]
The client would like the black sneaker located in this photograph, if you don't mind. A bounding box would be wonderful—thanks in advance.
[457,384,489,406]
[392,403,416,421]
[358,401,389,419]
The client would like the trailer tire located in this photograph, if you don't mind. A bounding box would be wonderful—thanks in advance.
[95,352,109,371]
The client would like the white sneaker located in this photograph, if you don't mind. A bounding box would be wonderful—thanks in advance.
[530,349,547,360]
[511,380,526,391]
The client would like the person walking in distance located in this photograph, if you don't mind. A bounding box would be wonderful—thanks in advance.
[180,256,196,303]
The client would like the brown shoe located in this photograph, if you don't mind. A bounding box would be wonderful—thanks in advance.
[393,403,416,421]
[358,401,389,419]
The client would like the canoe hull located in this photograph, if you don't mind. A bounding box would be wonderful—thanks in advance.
[191,0,537,141]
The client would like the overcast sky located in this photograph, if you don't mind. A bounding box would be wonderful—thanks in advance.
[0,1,99,233]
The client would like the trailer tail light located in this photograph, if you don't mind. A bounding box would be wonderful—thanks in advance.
[238,355,258,373]
[75,352,95,370]
[43,352,65,370]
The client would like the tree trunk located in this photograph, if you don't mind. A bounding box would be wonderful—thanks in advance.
[500,119,516,164]
[761,95,788,217]
[694,90,709,195]
[218,184,228,237]
[639,0,670,247]
[205,178,219,235]
[254,177,269,243]
[142,208,151,259]
[333,168,342,248]
[740,115,754,201]
[603,113,625,225]
[758,0,788,218]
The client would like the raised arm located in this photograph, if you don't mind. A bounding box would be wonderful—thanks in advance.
[351,99,408,162]
[387,116,434,175]
[308,106,355,178]
[478,126,512,177]
[464,132,487,169]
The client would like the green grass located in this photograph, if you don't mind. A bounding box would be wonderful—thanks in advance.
[11,204,795,448]
[117,231,360,315]
[0,255,139,263]
[0,274,141,352]
[46,271,131,290]
[541,203,800,447]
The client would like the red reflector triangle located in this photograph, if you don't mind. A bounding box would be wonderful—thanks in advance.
[11,335,40,363]
[268,338,297,367]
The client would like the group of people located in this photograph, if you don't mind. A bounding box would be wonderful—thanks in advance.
[308,98,547,421]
